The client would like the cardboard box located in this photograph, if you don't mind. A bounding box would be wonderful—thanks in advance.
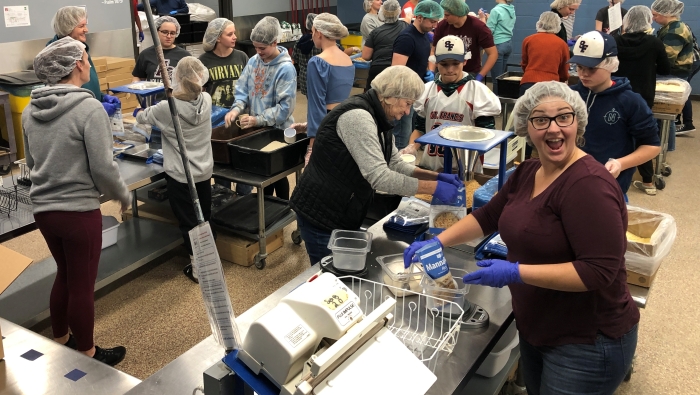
[651,102,683,114]
[104,57,136,70]
[91,56,108,67]
[215,229,284,267]
[626,209,671,257]
[0,245,34,360]
[106,73,134,84]
[626,268,658,288]
[108,78,133,89]
[95,64,107,73]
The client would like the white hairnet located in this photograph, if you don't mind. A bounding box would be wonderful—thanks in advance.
[379,0,402,23]
[536,11,562,33]
[623,6,652,34]
[171,57,209,100]
[371,65,425,100]
[512,81,588,146]
[51,6,87,38]
[203,18,234,52]
[594,56,620,72]
[550,0,580,10]
[651,0,684,17]
[313,13,349,40]
[250,16,282,45]
[306,13,317,31]
[363,0,373,13]
[34,36,86,85]
[155,16,181,37]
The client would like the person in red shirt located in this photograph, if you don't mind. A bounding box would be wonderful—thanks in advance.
[400,0,422,23]
[520,12,570,96]
[430,0,497,83]
[404,81,639,394]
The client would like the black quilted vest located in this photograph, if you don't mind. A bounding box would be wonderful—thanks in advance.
[290,90,394,231]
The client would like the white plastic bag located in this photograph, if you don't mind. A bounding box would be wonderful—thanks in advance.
[188,3,217,22]
[654,78,691,105]
[624,205,676,276]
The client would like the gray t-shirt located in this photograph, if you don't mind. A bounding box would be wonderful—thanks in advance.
[198,49,249,108]
[365,21,409,66]
[133,46,190,82]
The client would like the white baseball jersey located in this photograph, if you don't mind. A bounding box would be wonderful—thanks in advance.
[413,74,502,172]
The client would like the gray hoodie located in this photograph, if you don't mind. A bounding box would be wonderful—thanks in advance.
[22,85,129,214]
[136,93,213,184]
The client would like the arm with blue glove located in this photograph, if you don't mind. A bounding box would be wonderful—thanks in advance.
[462,259,523,288]
[102,94,120,117]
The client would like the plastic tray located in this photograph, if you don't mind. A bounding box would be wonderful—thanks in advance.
[211,193,291,234]
[496,71,524,99]
[227,129,309,176]
[102,216,119,249]
[327,229,372,271]
[420,267,471,314]
[211,125,268,164]
[376,254,423,297]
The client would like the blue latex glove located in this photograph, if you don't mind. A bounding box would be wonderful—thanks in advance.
[102,102,117,117]
[427,31,434,43]
[434,180,459,204]
[423,70,435,83]
[462,259,523,288]
[567,39,577,47]
[475,74,485,82]
[437,173,462,188]
[139,31,145,42]
[403,237,443,268]
[133,108,143,117]
[102,94,120,105]
[169,10,177,15]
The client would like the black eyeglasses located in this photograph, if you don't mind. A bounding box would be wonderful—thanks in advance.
[528,112,576,130]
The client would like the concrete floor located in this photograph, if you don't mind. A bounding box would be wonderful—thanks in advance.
[2,93,698,394]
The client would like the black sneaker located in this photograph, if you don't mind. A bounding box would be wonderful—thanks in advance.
[183,263,199,284]
[63,334,77,350]
[677,123,696,135]
[93,345,126,366]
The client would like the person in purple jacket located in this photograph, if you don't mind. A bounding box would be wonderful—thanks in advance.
[404,81,639,395]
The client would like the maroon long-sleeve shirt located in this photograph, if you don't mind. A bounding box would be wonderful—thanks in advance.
[472,156,639,347]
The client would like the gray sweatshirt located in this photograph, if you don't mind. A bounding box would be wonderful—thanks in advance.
[137,93,213,184]
[337,109,418,196]
[22,85,129,214]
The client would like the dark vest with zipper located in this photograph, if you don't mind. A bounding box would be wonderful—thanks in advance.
[290,90,394,231]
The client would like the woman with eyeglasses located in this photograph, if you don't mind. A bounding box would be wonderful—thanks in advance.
[132,16,190,84]
[404,81,639,395]
[290,66,462,265]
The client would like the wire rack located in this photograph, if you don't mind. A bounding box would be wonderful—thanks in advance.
[339,275,465,372]
[0,161,31,215]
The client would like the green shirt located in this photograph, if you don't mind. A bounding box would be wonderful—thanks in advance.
[657,20,693,78]
[486,4,516,45]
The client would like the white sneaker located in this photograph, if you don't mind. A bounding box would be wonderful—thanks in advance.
[190,255,199,280]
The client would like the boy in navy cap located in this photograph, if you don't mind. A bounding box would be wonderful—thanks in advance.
[569,31,660,194]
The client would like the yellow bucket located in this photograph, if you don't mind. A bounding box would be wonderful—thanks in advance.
[340,34,362,48]
[0,94,31,160]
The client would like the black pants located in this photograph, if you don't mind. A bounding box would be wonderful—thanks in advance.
[264,177,290,200]
[637,119,665,184]
[365,64,390,92]
[165,174,215,255]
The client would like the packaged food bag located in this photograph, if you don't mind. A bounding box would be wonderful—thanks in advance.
[429,185,466,235]
[417,242,457,296]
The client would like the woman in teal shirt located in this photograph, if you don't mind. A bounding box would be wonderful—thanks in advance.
[479,0,517,95]
[48,6,120,115]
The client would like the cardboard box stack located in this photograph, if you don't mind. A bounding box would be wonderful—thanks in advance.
[93,56,139,113]
[0,245,34,360]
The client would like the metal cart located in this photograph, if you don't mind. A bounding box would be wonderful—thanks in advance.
[212,164,303,269]
[651,112,675,190]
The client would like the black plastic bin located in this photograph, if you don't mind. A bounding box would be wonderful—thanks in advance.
[227,129,309,176]
[211,193,291,234]
[496,71,524,99]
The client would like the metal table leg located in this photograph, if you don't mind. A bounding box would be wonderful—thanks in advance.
[291,169,302,245]
[653,119,671,190]
[131,190,139,217]
[255,187,267,269]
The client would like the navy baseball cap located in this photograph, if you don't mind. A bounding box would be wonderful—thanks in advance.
[567,31,618,68]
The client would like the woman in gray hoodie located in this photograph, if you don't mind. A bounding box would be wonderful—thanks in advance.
[23,37,131,366]
[136,57,213,283]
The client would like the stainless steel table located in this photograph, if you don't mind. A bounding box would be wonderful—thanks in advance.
[0,317,141,394]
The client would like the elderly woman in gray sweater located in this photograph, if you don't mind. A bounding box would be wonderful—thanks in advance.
[23,37,130,366]
[290,66,463,265]
[136,57,213,283]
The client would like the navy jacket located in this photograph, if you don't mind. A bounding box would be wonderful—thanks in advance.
[571,77,660,193]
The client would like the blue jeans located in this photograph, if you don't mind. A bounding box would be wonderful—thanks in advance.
[296,214,332,266]
[490,40,513,96]
[519,324,638,395]
[393,107,414,150]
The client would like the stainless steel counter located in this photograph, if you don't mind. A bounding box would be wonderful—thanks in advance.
[0,317,141,394]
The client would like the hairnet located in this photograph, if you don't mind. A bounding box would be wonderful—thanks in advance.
[363,0,373,13]
[650,0,684,17]
[306,13,317,31]
[536,11,562,33]
[313,13,349,40]
[202,18,234,52]
[623,6,652,34]
[155,16,181,37]
[380,0,402,23]
[414,1,444,20]
[440,0,468,17]
[171,57,209,100]
[512,81,588,146]
[251,16,282,45]
[550,0,580,10]
[594,56,620,72]
[371,65,425,101]
[34,36,86,85]
[51,6,87,38]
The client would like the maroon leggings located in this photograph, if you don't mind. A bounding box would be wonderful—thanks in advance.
[34,210,102,351]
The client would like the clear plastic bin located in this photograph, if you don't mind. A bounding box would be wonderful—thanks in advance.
[420,267,470,313]
[327,230,372,271]
[377,254,423,297]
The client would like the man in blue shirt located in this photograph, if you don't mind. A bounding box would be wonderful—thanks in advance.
[569,31,660,194]
[390,1,444,150]
[138,0,188,16]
